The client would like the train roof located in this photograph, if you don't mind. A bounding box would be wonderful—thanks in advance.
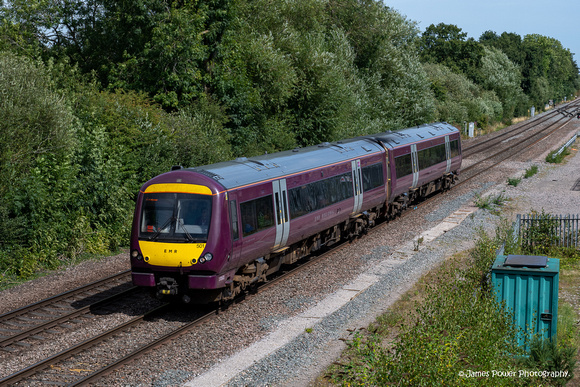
[188,136,385,190]
[186,122,458,190]
[371,122,458,148]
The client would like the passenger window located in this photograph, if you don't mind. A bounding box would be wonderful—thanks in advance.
[362,163,384,191]
[417,144,446,169]
[450,140,460,158]
[288,172,354,219]
[395,154,413,178]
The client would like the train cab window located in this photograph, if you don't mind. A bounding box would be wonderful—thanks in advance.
[395,154,412,178]
[141,196,173,234]
[139,193,212,242]
[449,139,460,158]
[240,195,274,236]
[361,163,384,191]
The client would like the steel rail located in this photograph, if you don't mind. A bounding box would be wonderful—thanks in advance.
[0,270,131,322]
[462,99,580,156]
[0,286,139,348]
[70,246,341,386]
[0,303,171,386]
[0,243,340,386]
[460,116,572,179]
[462,110,558,155]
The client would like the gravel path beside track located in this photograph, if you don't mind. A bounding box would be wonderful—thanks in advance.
[0,113,578,386]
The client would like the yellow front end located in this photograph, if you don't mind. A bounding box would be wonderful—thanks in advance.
[139,241,207,267]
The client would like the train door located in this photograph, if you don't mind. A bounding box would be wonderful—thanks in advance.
[228,197,242,265]
[272,179,290,249]
[351,159,363,214]
[445,135,451,173]
[410,144,419,188]
[385,150,390,201]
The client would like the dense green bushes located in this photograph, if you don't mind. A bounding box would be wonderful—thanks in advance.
[0,54,77,277]
[423,62,503,126]
[0,53,233,281]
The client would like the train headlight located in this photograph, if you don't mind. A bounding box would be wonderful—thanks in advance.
[198,252,213,264]
[131,250,142,260]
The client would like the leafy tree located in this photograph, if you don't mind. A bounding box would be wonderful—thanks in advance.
[0,0,58,56]
[423,62,501,127]
[480,46,528,119]
[479,30,499,45]
[210,0,434,154]
[419,23,484,82]
[327,0,414,70]
[480,31,525,66]
[106,4,208,108]
[480,30,579,111]
[333,3,436,130]
[521,34,580,106]
[208,0,301,154]
[0,0,233,109]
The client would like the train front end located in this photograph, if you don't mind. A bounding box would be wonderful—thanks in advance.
[129,169,233,304]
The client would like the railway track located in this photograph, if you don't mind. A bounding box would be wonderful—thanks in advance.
[462,101,579,156]
[460,114,576,183]
[0,271,134,350]
[1,103,578,385]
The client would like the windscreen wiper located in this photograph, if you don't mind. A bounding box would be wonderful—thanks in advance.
[149,217,174,241]
[176,218,194,241]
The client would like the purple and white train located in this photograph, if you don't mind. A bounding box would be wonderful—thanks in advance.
[130,122,462,303]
